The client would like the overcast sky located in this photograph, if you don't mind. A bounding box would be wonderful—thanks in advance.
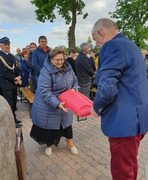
[0,0,118,54]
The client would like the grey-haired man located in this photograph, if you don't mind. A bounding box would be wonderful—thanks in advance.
[0,37,22,128]
[75,43,95,98]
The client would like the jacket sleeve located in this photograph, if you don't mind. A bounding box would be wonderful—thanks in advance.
[32,51,41,75]
[37,69,61,109]
[0,55,19,82]
[28,52,34,71]
[0,61,15,82]
[93,42,125,115]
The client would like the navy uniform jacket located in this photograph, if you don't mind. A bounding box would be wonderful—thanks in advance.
[93,33,148,138]
[0,50,20,90]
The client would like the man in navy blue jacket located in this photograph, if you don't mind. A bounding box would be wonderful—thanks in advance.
[90,18,148,180]
[32,36,50,88]
[75,43,95,98]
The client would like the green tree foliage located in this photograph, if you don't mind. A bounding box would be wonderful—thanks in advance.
[92,46,99,53]
[109,0,148,49]
[31,0,88,48]
[59,45,68,53]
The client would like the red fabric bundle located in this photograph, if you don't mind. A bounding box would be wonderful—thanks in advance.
[58,89,93,117]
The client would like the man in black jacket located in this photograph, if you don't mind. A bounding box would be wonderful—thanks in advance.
[75,43,95,98]
[67,48,77,76]
[0,37,22,128]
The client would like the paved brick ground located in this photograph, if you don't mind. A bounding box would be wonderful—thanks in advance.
[16,101,148,180]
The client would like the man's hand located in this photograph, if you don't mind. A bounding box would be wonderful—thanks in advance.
[58,102,69,112]
[14,76,21,85]
[91,75,95,79]
[90,107,99,117]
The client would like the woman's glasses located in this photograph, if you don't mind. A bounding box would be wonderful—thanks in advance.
[53,58,64,63]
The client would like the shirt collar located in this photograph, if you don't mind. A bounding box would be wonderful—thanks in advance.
[38,46,49,53]
[1,49,9,55]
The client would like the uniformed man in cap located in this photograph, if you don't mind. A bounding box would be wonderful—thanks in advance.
[0,37,22,128]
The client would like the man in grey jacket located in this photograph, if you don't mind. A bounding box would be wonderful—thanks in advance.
[15,48,22,74]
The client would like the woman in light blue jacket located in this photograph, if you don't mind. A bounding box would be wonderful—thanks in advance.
[30,47,78,156]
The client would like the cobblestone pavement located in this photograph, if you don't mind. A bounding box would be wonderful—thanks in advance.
[16,101,148,180]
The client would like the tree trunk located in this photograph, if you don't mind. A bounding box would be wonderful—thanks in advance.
[69,2,76,49]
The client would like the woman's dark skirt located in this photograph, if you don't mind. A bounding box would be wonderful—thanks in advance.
[30,124,73,146]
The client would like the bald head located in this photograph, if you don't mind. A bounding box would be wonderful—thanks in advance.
[16,48,21,55]
[92,18,119,48]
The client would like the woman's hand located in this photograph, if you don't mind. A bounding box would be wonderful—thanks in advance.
[58,102,69,112]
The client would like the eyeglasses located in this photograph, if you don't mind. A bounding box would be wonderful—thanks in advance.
[30,46,36,48]
[53,58,64,63]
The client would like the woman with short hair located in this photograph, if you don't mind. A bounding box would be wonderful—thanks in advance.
[21,50,30,87]
[30,47,78,156]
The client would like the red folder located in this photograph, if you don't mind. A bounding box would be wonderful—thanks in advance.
[58,89,93,117]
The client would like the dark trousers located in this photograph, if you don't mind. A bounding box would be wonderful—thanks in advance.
[0,87,3,95]
[31,75,37,92]
[2,88,17,121]
[109,133,146,180]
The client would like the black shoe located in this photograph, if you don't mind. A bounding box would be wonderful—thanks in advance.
[15,119,22,124]
[16,124,22,128]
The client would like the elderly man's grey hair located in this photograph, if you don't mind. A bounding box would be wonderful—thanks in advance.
[80,43,88,52]
[92,18,118,33]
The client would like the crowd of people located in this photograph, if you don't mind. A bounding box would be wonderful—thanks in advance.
[0,18,148,180]
[0,35,98,153]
